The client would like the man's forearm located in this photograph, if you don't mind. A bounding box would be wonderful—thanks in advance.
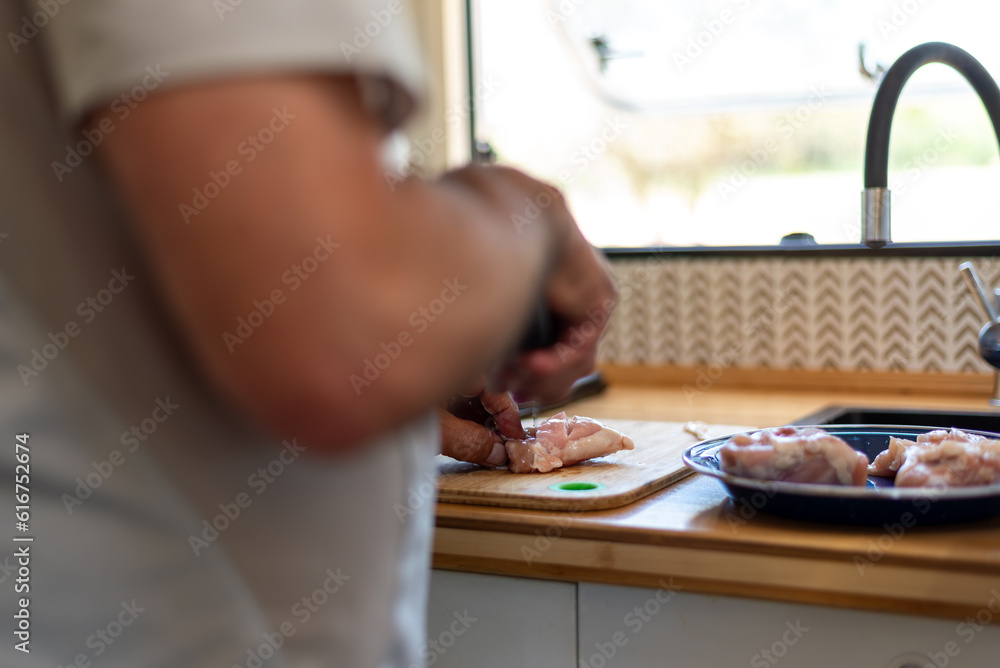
[96,74,554,451]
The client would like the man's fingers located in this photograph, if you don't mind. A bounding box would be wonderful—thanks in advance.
[439,408,508,467]
[479,390,526,439]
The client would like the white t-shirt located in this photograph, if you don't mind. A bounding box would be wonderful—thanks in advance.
[0,2,438,667]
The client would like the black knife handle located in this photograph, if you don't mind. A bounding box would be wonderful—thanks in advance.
[518,301,558,351]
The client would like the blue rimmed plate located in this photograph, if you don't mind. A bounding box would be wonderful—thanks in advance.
[682,425,1000,525]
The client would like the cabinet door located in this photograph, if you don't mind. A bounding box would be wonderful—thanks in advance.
[578,582,1000,668]
[426,570,577,668]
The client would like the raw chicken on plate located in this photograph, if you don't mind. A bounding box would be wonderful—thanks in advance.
[867,435,918,477]
[718,426,869,486]
[869,428,1000,488]
[505,412,634,473]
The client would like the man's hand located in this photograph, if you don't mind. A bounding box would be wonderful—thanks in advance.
[443,166,617,405]
[439,389,524,467]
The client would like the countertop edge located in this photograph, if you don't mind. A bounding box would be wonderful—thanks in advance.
[433,527,1000,622]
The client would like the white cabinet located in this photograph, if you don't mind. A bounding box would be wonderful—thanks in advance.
[428,572,1000,667]
[577,583,1000,668]
[426,570,577,668]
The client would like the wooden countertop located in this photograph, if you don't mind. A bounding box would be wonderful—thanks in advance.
[433,381,1000,621]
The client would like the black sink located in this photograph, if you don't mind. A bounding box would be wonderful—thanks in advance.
[790,405,1000,433]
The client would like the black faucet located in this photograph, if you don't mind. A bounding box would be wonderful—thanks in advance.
[862,42,1000,247]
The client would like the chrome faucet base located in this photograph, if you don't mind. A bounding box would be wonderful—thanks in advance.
[861,187,891,248]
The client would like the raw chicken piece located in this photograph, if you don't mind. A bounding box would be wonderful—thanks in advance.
[869,429,986,477]
[890,429,1000,488]
[719,427,869,486]
[911,428,986,448]
[868,436,916,477]
[505,412,634,474]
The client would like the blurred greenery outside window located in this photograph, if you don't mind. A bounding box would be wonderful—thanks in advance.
[471,0,1000,248]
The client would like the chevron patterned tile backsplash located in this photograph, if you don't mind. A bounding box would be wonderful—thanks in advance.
[599,255,1000,374]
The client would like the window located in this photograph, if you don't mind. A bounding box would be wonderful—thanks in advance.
[470,0,1000,248]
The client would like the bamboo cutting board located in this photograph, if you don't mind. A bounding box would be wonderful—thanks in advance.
[436,420,754,511]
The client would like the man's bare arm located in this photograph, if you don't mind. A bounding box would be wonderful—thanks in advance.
[96,74,612,452]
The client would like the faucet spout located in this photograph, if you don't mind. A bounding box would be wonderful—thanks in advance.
[862,42,1000,247]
